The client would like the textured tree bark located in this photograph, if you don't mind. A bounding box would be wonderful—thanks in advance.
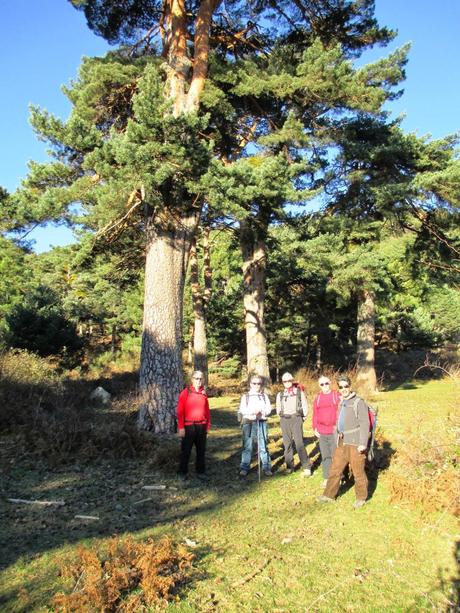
[356,288,378,395]
[186,0,222,111]
[138,214,197,432]
[240,220,270,383]
[138,1,219,431]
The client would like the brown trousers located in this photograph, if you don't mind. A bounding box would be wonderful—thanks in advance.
[323,439,368,501]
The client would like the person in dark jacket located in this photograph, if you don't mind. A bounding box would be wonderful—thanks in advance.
[318,376,369,508]
[177,371,211,481]
[276,372,311,476]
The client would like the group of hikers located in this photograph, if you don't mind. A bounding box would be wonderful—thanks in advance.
[176,370,375,509]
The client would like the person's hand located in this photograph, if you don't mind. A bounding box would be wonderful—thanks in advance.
[357,445,366,453]
[256,411,262,419]
[314,429,320,438]
[178,428,185,438]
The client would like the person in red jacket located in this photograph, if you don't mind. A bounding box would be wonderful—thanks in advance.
[312,375,340,487]
[177,371,211,481]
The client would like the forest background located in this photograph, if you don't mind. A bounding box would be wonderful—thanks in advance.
[0,0,458,417]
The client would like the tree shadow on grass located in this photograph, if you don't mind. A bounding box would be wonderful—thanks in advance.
[0,375,398,610]
[451,540,460,611]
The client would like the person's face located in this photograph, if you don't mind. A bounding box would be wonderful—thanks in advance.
[318,378,331,392]
[282,376,293,389]
[192,375,203,389]
[338,380,352,398]
[250,378,262,391]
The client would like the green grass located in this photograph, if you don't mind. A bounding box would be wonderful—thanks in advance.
[0,380,458,611]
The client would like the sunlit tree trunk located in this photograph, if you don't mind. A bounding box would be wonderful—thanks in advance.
[189,227,212,387]
[138,214,197,432]
[356,288,378,395]
[138,0,220,432]
[240,220,270,383]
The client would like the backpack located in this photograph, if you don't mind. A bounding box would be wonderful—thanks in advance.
[351,397,378,462]
[278,383,304,417]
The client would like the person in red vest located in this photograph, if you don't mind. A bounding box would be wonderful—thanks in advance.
[312,375,341,488]
[177,371,211,481]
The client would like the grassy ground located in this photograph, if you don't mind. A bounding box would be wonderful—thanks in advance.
[0,379,458,611]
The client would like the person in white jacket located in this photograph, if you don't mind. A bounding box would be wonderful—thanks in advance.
[238,376,273,477]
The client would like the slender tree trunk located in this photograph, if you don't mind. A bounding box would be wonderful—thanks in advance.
[138,214,197,432]
[356,288,378,395]
[187,322,194,366]
[315,341,322,371]
[305,318,312,365]
[111,325,117,354]
[189,227,212,387]
[240,220,270,383]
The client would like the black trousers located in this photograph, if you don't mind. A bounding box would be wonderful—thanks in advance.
[179,423,207,475]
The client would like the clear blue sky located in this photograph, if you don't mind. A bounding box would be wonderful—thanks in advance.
[1,0,459,252]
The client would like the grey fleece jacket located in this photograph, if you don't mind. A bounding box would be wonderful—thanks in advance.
[337,393,369,447]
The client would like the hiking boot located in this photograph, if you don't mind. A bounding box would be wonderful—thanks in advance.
[196,473,210,482]
[239,469,248,477]
[263,469,273,477]
[317,495,334,504]
[353,499,367,509]
[302,468,312,477]
[285,467,294,475]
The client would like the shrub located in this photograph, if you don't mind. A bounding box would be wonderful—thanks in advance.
[4,285,83,364]
[0,350,155,464]
[52,536,194,611]
[386,424,460,516]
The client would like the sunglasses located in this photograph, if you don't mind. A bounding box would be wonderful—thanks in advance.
[251,381,262,385]
[338,384,350,389]
[319,382,330,386]
[283,379,293,383]
[193,377,203,380]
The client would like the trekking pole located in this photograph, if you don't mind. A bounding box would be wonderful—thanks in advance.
[257,419,261,483]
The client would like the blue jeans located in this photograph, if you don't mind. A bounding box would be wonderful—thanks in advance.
[240,420,271,471]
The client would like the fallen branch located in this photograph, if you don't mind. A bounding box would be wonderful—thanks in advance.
[74,515,100,521]
[133,497,154,505]
[8,498,65,507]
[142,485,167,490]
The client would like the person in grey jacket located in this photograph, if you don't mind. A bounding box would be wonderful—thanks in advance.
[276,372,312,476]
[318,376,369,508]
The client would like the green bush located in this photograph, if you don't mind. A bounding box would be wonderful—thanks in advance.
[4,285,82,363]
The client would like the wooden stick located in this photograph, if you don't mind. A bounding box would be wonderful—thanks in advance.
[74,515,100,520]
[8,498,65,507]
[133,497,154,505]
[142,485,167,490]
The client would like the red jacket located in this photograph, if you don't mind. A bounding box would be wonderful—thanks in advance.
[176,386,211,430]
[312,391,340,435]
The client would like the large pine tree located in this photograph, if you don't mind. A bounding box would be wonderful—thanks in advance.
[11,1,404,431]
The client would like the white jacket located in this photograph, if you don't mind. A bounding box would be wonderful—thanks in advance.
[238,392,272,421]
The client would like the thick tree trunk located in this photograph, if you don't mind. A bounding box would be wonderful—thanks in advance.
[137,0,218,431]
[240,220,270,383]
[138,214,197,432]
[356,288,378,395]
